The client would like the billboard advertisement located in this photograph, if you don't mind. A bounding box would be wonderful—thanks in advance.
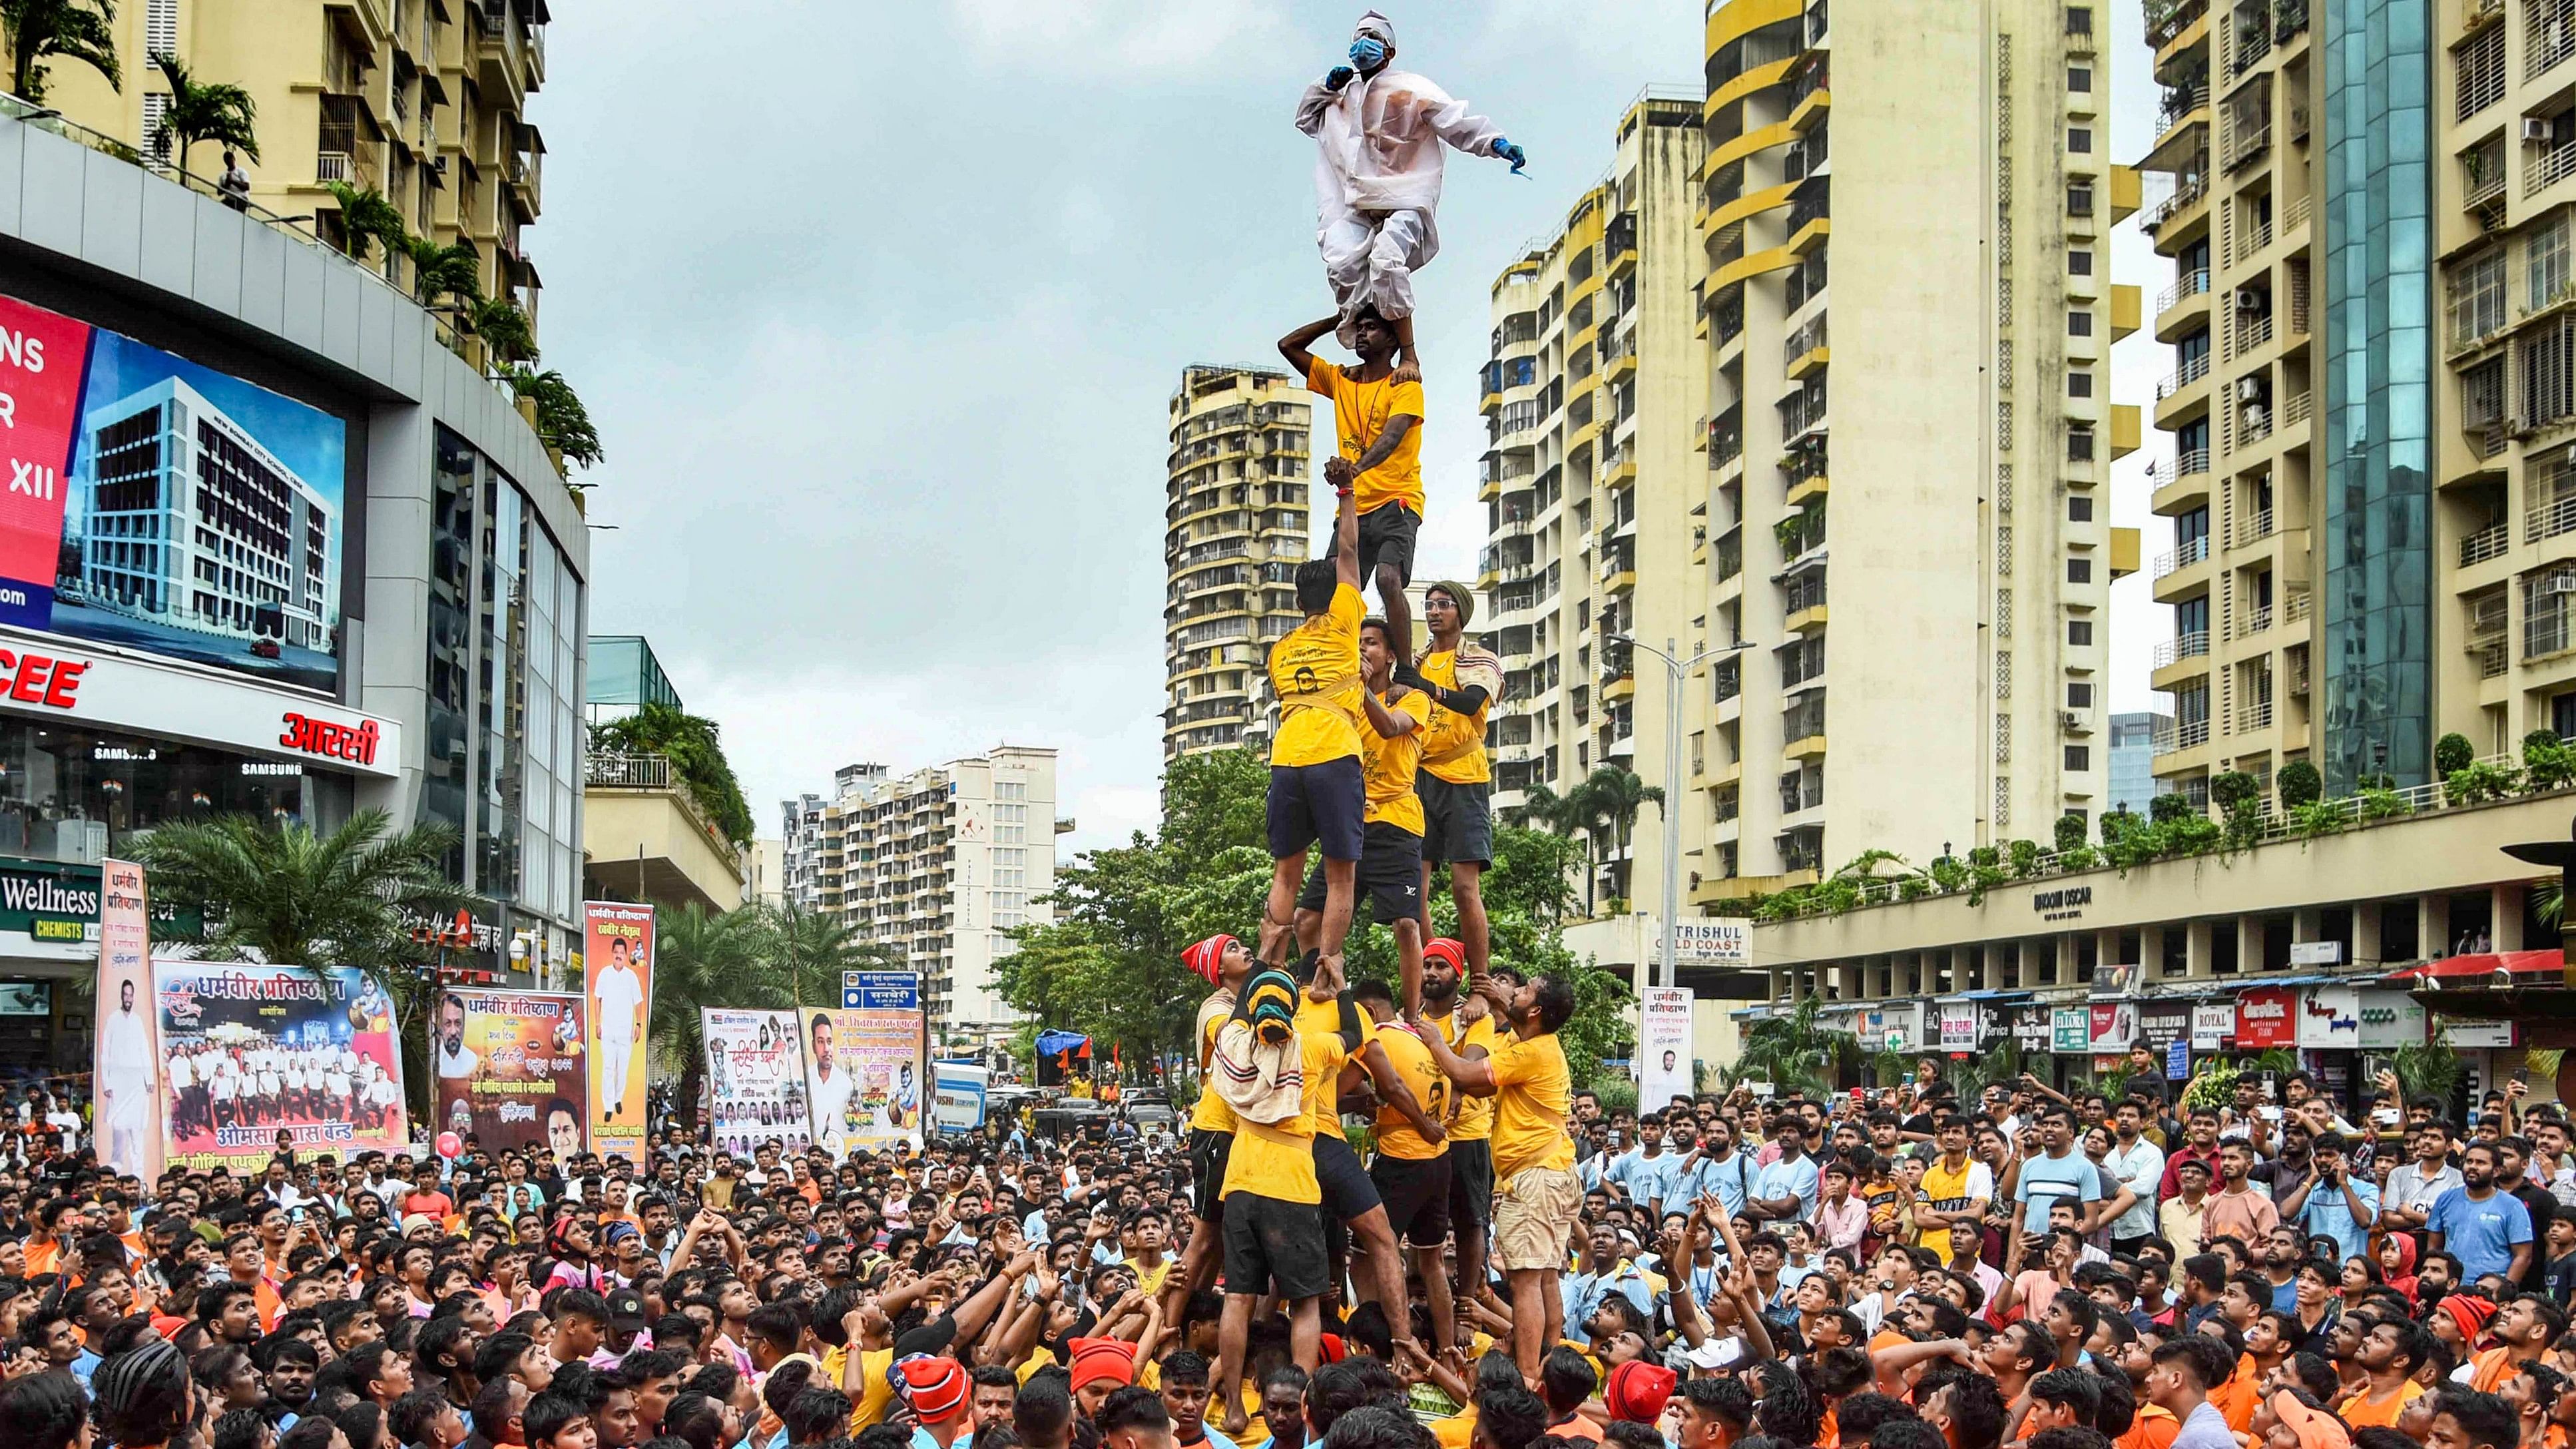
[702,1008,812,1157]
[152,961,407,1171]
[582,901,655,1163]
[806,974,924,1157]
[92,857,158,1179]
[433,989,588,1155]
[0,292,346,693]
[932,1063,988,1135]
[1639,987,1694,1109]
[2236,987,2298,1049]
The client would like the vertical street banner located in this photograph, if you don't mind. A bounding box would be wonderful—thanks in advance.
[810,972,925,1157]
[1638,987,1694,1110]
[433,989,588,1155]
[152,962,409,1171]
[702,1008,812,1157]
[0,296,91,627]
[92,858,160,1179]
[583,901,656,1163]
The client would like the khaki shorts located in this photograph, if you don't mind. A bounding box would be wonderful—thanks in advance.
[1492,1164,1581,1271]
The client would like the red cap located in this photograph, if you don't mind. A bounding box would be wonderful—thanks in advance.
[1423,938,1467,972]
[1606,1360,1678,1424]
[897,1355,969,1424]
[2439,1293,2499,1343]
[1182,935,1238,987]
[1068,1338,1136,1392]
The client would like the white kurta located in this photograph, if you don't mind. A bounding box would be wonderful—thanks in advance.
[1294,67,1503,332]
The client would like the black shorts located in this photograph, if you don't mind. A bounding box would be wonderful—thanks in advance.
[1188,1128,1234,1224]
[1372,1151,1453,1247]
[1357,503,1421,586]
[1297,820,1425,925]
[1222,1192,1330,1300]
[1417,772,1493,868]
[1314,1128,1383,1221]
[1268,758,1366,862]
[1447,1138,1495,1233]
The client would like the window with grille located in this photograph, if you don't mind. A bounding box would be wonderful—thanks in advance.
[2065,745,2092,771]
[141,94,169,160]
[1996,589,2013,637]
[2526,563,2576,657]
[2459,25,2507,121]
[2451,248,2507,347]
[2069,619,2094,646]
[2464,354,2509,428]
[2533,212,2574,311]
[146,0,176,56]
[2526,315,2576,428]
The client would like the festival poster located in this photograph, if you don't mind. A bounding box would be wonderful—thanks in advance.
[92,858,160,1179]
[702,1008,812,1157]
[152,961,409,1171]
[1638,987,1694,1111]
[433,990,588,1156]
[583,901,656,1163]
[809,974,924,1157]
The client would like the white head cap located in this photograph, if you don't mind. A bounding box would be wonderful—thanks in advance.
[1354,10,1396,46]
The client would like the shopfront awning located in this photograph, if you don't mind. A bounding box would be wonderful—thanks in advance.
[1935,990,2034,1002]
[2387,950,2564,984]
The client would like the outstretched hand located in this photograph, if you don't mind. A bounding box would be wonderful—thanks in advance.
[1326,65,1356,91]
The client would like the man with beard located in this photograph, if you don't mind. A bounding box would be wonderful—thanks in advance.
[1414,938,1500,1318]
[1407,579,1502,987]
[2493,1136,2560,1292]
[2431,1141,2535,1287]
[2340,1317,2433,1428]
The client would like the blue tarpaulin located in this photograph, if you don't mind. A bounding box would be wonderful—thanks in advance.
[1035,1029,1092,1056]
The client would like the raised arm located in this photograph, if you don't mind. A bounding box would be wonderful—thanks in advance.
[1360,690,1419,741]
[1278,317,1337,387]
[1415,1013,1499,1097]
[1332,467,1360,588]
[1356,1035,1443,1145]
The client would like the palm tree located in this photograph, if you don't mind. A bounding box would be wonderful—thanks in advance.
[1580,764,1663,904]
[149,51,256,175]
[403,236,483,308]
[1726,994,1842,1095]
[323,181,407,261]
[590,701,750,845]
[505,366,605,469]
[762,900,899,1012]
[127,808,473,1119]
[467,297,539,367]
[645,903,781,1122]
[2,0,120,106]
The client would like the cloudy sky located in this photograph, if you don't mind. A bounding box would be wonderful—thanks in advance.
[539,1,2166,852]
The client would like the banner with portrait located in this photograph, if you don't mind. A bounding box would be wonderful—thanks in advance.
[804,980,924,1158]
[702,1008,812,1157]
[91,858,160,1179]
[432,989,589,1156]
[152,962,409,1171]
[583,901,656,1164]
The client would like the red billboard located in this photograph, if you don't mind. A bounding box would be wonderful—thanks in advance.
[2235,987,2298,1049]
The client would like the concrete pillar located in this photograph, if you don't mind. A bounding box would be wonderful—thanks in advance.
[2420,894,2449,959]
[2187,918,2216,978]
[2097,928,2124,974]
[2238,915,2265,974]
[2143,924,2167,979]
[2495,882,2526,952]
[2292,906,2323,946]
[2354,906,2384,966]
[2058,934,2079,987]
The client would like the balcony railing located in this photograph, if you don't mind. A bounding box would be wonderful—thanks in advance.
[2528,492,2576,542]
[2232,508,2275,548]
[2153,717,2214,754]
[2532,0,2576,79]
[2462,521,2513,565]
[2157,85,2212,135]
[2160,268,2214,312]
[589,753,674,790]
[2238,604,2274,638]
[2159,353,2212,398]
[2153,630,2212,667]
[2532,140,2576,197]
[2153,449,2214,487]
[2475,635,2511,677]
[2237,697,2276,732]
[2231,312,2274,357]
[2225,122,2271,170]
[2143,173,2210,234]
[2153,535,2211,577]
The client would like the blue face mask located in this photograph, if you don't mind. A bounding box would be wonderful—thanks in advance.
[1350,37,1387,70]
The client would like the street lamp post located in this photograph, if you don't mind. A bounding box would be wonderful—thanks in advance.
[1614,634,1756,990]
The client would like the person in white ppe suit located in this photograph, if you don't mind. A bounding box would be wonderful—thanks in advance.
[1295,11,1524,366]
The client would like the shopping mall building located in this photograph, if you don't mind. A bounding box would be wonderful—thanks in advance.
[1725,785,2576,1109]
[0,111,588,1067]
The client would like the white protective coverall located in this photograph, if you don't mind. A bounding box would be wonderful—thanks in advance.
[1295,14,1505,344]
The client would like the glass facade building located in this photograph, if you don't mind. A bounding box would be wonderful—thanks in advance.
[426,426,585,928]
[585,636,684,724]
[2320,0,2432,790]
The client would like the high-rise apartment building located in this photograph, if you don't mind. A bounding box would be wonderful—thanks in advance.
[39,0,547,336]
[2136,0,2322,804]
[776,746,1061,1044]
[1476,89,1706,914]
[1165,366,1312,758]
[1690,0,2141,894]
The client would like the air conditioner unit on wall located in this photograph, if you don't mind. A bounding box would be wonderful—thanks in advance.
[2549,573,2576,595]
[2238,376,2264,401]
[2529,117,2557,144]
[2237,288,2266,310]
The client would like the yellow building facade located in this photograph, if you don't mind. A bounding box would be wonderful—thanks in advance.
[1165,366,1313,759]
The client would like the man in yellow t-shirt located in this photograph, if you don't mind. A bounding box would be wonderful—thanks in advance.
[1417,939,1503,1318]
[1278,309,1426,665]
[1293,616,1429,1014]
[1410,581,1505,989]
[1160,934,1255,1330]
[1350,978,1456,1351]
[1262,477,1367,983]
[1413,966,1578,1384]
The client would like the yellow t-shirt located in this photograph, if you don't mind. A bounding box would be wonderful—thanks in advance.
[1306,356,1426,517]
[1368,1019,1449,1161]
[1417,647,1503,785]
[1270,583,1366,768]
[819,1344,896,1432]
[1422,1008,1499,1141]
[2338,1379,2424,1430]
[1363,685,1429,835]
[1221,1027,1350,1205]
[1189,992,1238,1134]
[1125,1256,1174,1297]
[1488,1031,1574,1178]
[1916,1155,1987,1265]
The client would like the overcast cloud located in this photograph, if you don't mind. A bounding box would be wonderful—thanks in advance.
[537,2,2165,852]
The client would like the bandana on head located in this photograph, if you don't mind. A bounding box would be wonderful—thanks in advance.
[2439,1293,2498,1343]
[1423,938,1467,974]
[1067,1338,1136,1392]
[1354,9,1396,45]
[1182,934,1238,987]
[2267,1390,2352,1449]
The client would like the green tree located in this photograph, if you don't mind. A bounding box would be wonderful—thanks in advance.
[323,181,407,261]
[1726,994,1842,1095]
[505,366,605,469]
[590,701,755,846]
[1578,764,1663,906]
[129,808,474,1120]
[2,0,120,106]
[764,899,898,1012]
[149,51,256,174]
[467,297,539,367]
[404,235,483,309]
[644,902,780,1117]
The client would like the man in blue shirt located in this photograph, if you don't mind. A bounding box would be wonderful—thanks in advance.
[1561,1221,1661,1345]
[1607,1112,1680,1217]
[1750,1115,1820,1226]
[2430,1140,2535,1285]
[2009,1104,2103,1272]
[2280,1130,2379,1263]
[1669,1114,1759,1223]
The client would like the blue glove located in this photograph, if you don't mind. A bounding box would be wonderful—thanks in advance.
[1495,137,1529,173]
[1325,65,1354,91]
[1349,37,1388,70]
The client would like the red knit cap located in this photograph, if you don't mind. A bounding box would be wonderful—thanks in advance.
[2439,1293,2499,1343]
[1182,935,1238,986]
[1067,1337,1136,1392]
[897,1355,969,1424]
[1605,1360,1677,1423]
[1423,938,1467,973]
